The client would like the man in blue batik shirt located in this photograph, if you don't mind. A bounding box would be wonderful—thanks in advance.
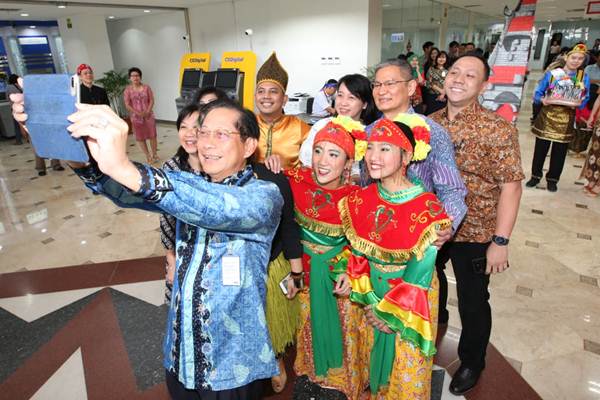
[11,97,283,399]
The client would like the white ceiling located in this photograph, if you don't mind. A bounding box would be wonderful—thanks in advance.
[0,0,596,23]
[383,0,597,22]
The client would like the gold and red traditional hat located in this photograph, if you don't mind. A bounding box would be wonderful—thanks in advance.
[256,52,288,92]
[567,43,587,56]
[313,116,367,160]
[369,114,432,161]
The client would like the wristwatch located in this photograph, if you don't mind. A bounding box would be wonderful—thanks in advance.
[491,235,509,246]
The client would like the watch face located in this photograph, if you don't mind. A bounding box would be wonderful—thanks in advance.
[493,235,508,245]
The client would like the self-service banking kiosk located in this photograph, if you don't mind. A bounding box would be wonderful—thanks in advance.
[175,68,245,113]
[175,68,203,113]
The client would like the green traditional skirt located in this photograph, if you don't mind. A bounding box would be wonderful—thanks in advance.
[265,251,299,356]
[532,105,576,143]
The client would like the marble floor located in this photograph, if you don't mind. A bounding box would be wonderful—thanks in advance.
[0,71,599,399]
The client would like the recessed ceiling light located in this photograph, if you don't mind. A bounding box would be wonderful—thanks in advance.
[143,9,151,13]
[29,25,36,28]
[383,4,392,7]
[108,15,115,19]
[58,3,66,8]
[20,13,29,16]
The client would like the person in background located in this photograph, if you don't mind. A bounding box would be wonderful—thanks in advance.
[423,47,439,75]
[459,43,467,56]
[7,74,24,145]
[430,54,523,395]
[408,54,426,114]
[528,44,590,192]
[193,86,229,105]
[483,42,496,60]
[419,41,435,68]
[124,67,159,164]
[584,52,600,106]
[299,73,378,169]
[312,79,338,117]
[448,41,460,65]
[77,64,110,106]
[254,52,310,169]
[425,50,449,115]
[465,42,475,54]
[582,94,600,197]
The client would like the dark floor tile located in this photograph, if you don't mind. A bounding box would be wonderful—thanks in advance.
[26,159,33,163]
[68,173,75,177]
[33,201,45,207]
[584,339,600,356]
[448,297,458,307]
[531,209,543,215]
[10,169,18,172]
[525,240,540,248]
[516,285,533,297]
[52,185,62,190]
[580,275,599,287]
[577,233,592,240]
[29,176,38,181]
[575,203,588,209]
[114,210,126,215]
[41,238,55,245]
[574,181,585,186]
[573,164,583,168]
[63,214,75,220]
[130,144,135,147]
[11,189,20,194]
[98,232,112,239]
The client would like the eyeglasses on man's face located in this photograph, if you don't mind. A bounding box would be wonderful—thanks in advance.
[197,127,241,141]
[370,79,412,89]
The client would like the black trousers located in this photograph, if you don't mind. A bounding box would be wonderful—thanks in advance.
[435,243,451,323]
[166,370,265,400]
[437,242,492,372]
[531,137,569,182]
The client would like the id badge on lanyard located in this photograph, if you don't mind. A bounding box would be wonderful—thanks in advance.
[221,244,241,286]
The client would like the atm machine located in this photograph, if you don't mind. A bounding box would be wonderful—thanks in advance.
[201,68,245,106]
[175,68,203,113]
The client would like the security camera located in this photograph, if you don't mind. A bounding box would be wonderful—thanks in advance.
[244,29,253,36]
[182,35,189,40]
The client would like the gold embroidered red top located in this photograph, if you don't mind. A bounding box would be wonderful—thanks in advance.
[285,166,358,237]
[339,184,451,263]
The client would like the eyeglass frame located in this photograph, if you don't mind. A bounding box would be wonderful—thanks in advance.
[370,79,414,90]
[196,127,242,141]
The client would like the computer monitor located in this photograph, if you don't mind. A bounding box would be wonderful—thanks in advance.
[201,71,217,88]
[181,69,202,88]
[215,70,238,89]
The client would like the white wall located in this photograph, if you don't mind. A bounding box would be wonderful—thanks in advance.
[188,0,372,101]
[106,11,188,121]
[368,0,383,67]
[57,15,114,76]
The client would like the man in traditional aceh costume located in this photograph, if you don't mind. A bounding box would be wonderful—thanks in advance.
[340,114,451,400]
[254,52,310,169]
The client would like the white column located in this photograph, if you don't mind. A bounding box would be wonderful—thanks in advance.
[438,3,449,50]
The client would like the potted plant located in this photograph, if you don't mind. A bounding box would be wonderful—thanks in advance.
[96,69,129,115]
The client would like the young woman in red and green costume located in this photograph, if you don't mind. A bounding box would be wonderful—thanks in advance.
[339,114,452,399]
[284,116,370,399]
